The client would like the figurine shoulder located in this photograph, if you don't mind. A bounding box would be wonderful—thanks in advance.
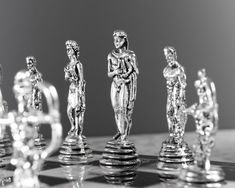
[107,52,115,60]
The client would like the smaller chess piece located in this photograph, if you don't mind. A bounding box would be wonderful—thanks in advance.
[0,70,62,188]
[100,30,140,169]
[59,40,92,165]
[26,56,46,150]
[0,65,12,165]
[179,69,225,183]
[157,47,193,178]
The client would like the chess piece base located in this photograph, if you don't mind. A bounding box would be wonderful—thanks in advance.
[100,139,140,169]
[156,136,193,178]
[34,136,46,151]
[0,133,12,166]
[59,135,92,165]
[179,165,225,183]
[104,170,137,186]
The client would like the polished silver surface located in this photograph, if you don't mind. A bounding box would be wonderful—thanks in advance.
[100,30,140,169]
[26,56,46,150]
[0,64,12,164]
[157,47,193,178]
[59,40,92,165]
[0,70,62,188]
[179,69,225,183]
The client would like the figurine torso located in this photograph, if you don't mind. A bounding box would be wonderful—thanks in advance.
[65,61,85,108]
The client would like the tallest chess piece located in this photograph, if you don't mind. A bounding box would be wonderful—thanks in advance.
[59,40,92,164]
[26,56,46,150]
[156,47,193,178]
[100,30,140,169]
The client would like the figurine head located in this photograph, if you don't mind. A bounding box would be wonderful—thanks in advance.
[164,46,177,63]
[13,70,32,103]
[195,69,208,97]
[113,30,129,50]
[65,40,80,60]
[26,56,37,71]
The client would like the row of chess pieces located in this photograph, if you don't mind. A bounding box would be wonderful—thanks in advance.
[0,30,225,187]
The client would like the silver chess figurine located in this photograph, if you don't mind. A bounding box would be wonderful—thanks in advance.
[157,47,193,177]
[0,70,62,188]
[179,69,225,183]
[100,30,140,168]
[59,40,92,164]
[0,65,12,163]
[26,56,46,150]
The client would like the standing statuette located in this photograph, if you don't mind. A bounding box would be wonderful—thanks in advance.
[179,69,225,183]
[157,47,193,178]
[100,30,140,169]
[59,40,92,164]
[26,56,46,150]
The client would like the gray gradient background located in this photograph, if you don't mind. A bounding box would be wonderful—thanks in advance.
[0,1,234,138]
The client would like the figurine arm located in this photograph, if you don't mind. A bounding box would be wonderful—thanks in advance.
[185,103,198,116]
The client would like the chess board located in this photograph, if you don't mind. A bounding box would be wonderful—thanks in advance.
[1,150,235,188]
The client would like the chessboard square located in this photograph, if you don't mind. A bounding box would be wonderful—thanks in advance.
[39,175,69,186]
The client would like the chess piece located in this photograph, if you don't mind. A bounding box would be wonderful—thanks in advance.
[100,30,140,169]
[156,47,193,177]
[0,65,12,163]
[26,56,46,150]
[59,40,92,164]
[179,69,225,183]
[0,70,62,188]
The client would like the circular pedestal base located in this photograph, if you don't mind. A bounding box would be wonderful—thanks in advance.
[0,133,12,166]
[104,170,137,186]
[59,135,92,165]
[100,139,140,169]
[179,165,225,183]
[34,136,46,151]
[156,136,193,178]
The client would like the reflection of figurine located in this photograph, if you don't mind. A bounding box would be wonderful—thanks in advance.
[108,30,139,142]
[0,64,12,161]
[100,30,140,169]
[157,47,193,178]
[59,40,92,165]
[180,69,225,183]
[0,70,62,188]
[26,56,46,150]
[61,164,91,188]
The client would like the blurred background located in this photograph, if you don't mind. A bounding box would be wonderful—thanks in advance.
[0,0,234,138]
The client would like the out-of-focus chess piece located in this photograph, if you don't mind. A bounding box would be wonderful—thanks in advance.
[0,70,62,188]
[100,30,140,169]
[179,69,225,183]
[26,56,46,150]
[0,65,12,164]
[156,47,193,178]
[59,40,92,165]
[61,164,91,188]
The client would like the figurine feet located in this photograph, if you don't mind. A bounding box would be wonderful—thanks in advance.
[156,136,193,178]
[100,139,140,169]
[179,165,225,183]
[59,134,92,165]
